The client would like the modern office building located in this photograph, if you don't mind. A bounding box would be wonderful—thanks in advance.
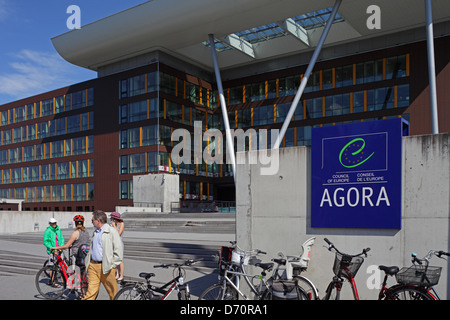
[0,0,448,212]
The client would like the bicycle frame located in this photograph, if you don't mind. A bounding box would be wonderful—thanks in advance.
[220,264,269,300]
[52,251,87,290]
[153,274,187,300]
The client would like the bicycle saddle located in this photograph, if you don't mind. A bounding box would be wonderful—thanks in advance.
[379,265,399,276]
[255,262,274,271]
[139,272,156,279]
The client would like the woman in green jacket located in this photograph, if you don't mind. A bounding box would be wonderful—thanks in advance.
[43,218,65,264]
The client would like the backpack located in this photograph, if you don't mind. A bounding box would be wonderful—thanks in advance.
[75,243,90,267]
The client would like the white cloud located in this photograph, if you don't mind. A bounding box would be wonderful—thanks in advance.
[0,50,76,102]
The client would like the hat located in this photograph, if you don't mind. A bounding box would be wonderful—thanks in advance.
[49,218,57,223]
[110,212,122,221]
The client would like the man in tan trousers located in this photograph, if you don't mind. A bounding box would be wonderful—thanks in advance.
[83,210,123,300]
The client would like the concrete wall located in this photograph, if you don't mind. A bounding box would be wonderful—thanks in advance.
[0,211,96,234]
[236,133,449,299]
[133,173,179,212]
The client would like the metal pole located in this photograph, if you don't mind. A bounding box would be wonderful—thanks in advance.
[425,0,439,134]
[209,34,236,181]
[273,0,342,149]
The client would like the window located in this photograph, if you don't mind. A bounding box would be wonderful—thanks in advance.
[55,96,64,114]
[15,106,25,123]
[335,65,353,88]
[386,55,407,79]
[52,140,64,158]
[325,93,350,116]
[129,128,140,148]
[297,126,312,146]
[353,91,364,113]
[120,180,133,199]
[245,82,265,102]
[72,137,87,155]
[73,183,87,201]
[305,98,323,119]
[120,100,148,124]
[42,99,53,117]
[142,125,156,146]
[398,84,409,107]
[322,69,333,90]
[52,185,65,202]
[147,151,157,172]
[167,101,183,123]
[57,162,70,180]
[67,114,81,133]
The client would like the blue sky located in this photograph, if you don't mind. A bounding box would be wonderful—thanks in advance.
[0,0,147,105]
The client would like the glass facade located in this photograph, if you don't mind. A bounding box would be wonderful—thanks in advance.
[0,88,94,209]
[117,53,410,201]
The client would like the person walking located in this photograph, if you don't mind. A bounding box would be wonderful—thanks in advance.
[83,210,123,300]
[110,212,125,281]
[43,218,65,265]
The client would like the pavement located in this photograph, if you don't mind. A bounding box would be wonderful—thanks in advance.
[0,221,235,300]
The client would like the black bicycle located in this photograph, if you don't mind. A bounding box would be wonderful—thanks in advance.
[114,259,197,300]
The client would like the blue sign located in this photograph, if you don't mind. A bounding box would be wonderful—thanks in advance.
[311,118,407,229]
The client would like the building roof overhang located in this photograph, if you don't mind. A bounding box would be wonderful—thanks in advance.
[51,0,450,72]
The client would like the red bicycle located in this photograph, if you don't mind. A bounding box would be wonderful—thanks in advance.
[35,250,88,300]
[322,238,370,300]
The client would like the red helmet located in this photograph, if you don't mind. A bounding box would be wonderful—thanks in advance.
[73,215,85,222]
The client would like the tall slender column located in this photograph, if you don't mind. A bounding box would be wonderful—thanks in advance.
[209,34,236,181]
[425,0,439,134]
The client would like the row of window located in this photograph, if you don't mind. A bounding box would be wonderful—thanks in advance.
[0,112,93,146]
[121,84,408,139]
[0,135,94,166]
[0,183,94,203]
[1,159,93,184]
[226,54,408,105]
[119,72,212,107]
[0,88,94,127]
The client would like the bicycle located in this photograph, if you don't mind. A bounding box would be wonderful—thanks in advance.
[322,238,370,300]
[114,259,197,300]
[35,249,88,300]
[199,241,309,300]
[378,250,449,300]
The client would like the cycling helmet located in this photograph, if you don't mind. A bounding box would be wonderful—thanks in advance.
[73,215,85,224]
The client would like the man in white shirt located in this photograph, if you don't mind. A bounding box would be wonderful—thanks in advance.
[83,210,123,300]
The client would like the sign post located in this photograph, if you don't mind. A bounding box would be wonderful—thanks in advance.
[311,118,407,229]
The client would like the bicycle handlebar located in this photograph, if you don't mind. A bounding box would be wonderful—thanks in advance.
[154,259,198,269]
[229,241,266,256]
[411,250,450,265]
[324,238,371,257]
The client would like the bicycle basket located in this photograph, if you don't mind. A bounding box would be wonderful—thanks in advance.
[396,266,442,287]
[332,253,364,279]
[231,250,250,266]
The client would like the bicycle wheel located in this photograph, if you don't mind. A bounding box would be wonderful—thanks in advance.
[386,286,434,300]
[35,265,66,300]
[114,285,148,300]
[294,276,319,300]
[198,283,238,300]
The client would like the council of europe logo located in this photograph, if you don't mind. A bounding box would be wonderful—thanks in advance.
[322,132,388,172]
